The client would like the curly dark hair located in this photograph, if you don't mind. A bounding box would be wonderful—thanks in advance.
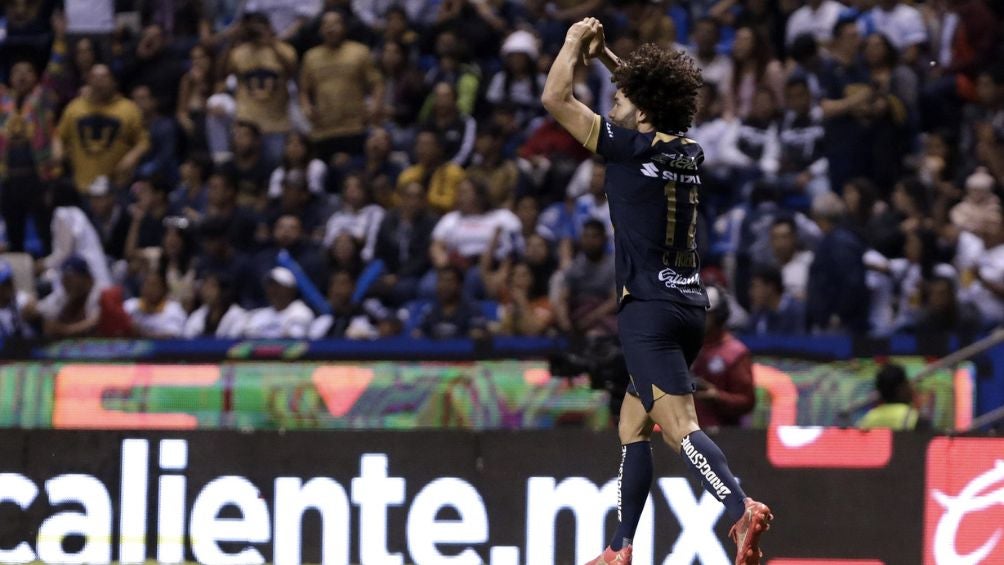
[612,43,703,133]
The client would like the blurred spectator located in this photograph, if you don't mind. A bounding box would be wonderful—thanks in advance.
[222,12,297,165]
[176,44,216,156]
[693,285,756,427]
[485,30,545,128]
[746,265,806,334]
[131,84,180,183]
[554,219,616,337]
[820,20,871,192]
[862,32,918,117]
[517,114,592,204]
[33,256,101,338]
[841,177,883,242]
[85,175,129,261]
[243,0,323,41]
[949,167,1001,234]
[124,175,170,259]
[785,0,847,49]
[203,166,262,253]
[422,29,481,117]
[336,126,402,208]
[377,40,427,133]
[54,64,150,191]
[169,154,211,221]
[397,128,466,214]
[54,35,99,107]
[193,216,256,307]
[768,217,814,301]
[807,192,870,332]
[466,125,521,209]
[267,168,327,235]
[857,363,925,430]
[514,194,553,243]
[427,178,521,298]
[161,220,198,310]
[373,182,437,306]
[183,272,248,338]
[120,25,185,116]
[229,120,272,210]
[244,266,314,338]
[1,52,61,253]
[956,208,1004,326]
[720,88,781,201]
[413,265,487,339]
[728,26,785,120]
[863,0,928,66]
[324,174,385,262]
[686,18,733,116]
[254,214,328,300]
[308,269,385,339]
[300,11,383,161]
[123,266,187,338]
[0,260,35,339]
[493,260,554,336]
[38,181,111,289]
[423,82,477,166]
[912,275,983,339]
[267,132,327,199]
[327,232,365,277]
[778,76,830,199]
[866,228,957,333]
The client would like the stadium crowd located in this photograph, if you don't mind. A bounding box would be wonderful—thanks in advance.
[0,0,1001,342]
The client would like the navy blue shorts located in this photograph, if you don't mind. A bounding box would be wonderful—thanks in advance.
[618,297,706,411]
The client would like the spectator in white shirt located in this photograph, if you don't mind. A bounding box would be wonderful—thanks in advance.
[324,174,385,262]
[267,132,328,199]
[243,267,314,338]
[123,267,187,338]
[768,217,814,301]
[785,0,847,48]
[37,181,112,291]
[424,177,522,298]
[183,273,248,338]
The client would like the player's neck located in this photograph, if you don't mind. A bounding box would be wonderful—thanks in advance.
[636,122,655,134]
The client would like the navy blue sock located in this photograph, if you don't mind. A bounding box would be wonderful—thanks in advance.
[610,441,652,550]
[679,431,747,521]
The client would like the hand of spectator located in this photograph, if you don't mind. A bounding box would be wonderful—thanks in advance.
[380,273,399,288]
[694,378,719,400]
[182,207,203,223]
[116,155,140,183]
[128,203,146,222]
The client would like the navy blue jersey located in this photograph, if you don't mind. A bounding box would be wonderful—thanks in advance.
[585,115,709,308]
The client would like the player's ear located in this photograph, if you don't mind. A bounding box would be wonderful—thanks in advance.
[636,107,648,126]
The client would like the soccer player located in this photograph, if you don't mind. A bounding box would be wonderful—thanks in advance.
[541,18,773,565]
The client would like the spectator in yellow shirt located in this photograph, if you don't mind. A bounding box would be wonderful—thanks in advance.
[300,10,383,161]
[858,363,928,431]
[53,64,150,192]
[222,12,298,166]
[397,128,465,214]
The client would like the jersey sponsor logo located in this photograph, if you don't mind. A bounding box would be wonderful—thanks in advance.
[681,436,732,500]
[652,153,700,170]
[639,162,701,183]
[657,268,702,294]
[924,437,1004,565]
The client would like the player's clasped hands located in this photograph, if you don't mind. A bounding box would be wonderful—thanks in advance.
[566,17,605,64]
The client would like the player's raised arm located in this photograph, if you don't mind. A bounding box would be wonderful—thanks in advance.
[541,18,601,148]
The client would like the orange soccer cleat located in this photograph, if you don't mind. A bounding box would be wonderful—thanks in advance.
[584,545,632,565]
[729,497,773,565]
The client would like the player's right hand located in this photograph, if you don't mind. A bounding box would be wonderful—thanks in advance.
[565,17,600,46]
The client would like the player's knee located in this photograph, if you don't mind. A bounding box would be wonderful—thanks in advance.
[618,416,652,444]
